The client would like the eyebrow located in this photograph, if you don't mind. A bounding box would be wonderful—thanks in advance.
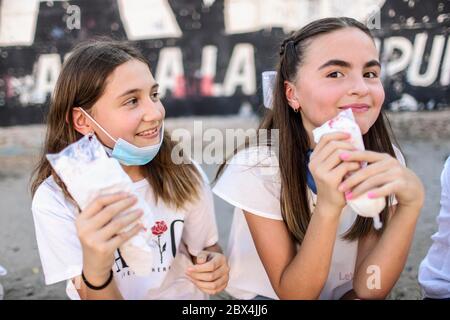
[318,59,381,70]
[116,83,159,99]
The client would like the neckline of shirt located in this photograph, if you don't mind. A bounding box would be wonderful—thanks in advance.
[132,178,149,189]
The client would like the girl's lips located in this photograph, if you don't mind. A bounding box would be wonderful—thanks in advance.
[339,104,370,113]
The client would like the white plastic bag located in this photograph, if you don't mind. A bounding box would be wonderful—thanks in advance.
[312,109,385,229]
[46,134,155,275]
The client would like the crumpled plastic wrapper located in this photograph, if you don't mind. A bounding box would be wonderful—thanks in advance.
[312,109,385,229]
[46,134,155,275]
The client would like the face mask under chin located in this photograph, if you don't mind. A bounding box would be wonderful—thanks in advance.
[79,108,164,166]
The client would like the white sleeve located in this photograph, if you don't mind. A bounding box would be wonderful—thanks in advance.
[181,162,219,256]
[440,157,450,215]
[31,180,82,285]
[212,147,283,220]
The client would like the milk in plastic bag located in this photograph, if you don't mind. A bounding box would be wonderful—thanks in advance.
[312,109,385,229]
[46,134,155,275]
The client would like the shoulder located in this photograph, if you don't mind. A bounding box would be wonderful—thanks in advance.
[180,159,214,211]
[224,146,280,183]
[32,176,63,206]
[213,146,282,220]
[32,176,76,219]
[229,146,279,167]
[190,159,210,185]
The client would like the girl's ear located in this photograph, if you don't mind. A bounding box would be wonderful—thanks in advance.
[71,107,93,136]
[284,81,301,112]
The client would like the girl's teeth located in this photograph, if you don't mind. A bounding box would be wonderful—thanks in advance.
[138,128,157,136]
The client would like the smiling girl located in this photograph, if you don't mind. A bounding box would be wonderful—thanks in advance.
[213,17,424,300]
[30,39,229,300]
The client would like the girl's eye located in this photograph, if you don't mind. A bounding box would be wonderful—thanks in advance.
[327,71,344,78]
[151,92,160,102]
[125,97,138,107]
[364,71,378,78]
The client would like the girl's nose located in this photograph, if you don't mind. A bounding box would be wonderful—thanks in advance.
[142,98,165,123]
[347,76,370,97]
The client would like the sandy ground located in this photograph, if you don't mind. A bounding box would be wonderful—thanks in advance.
[0,116,449,300]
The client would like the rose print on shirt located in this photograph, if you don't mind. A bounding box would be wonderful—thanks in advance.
[151,220,168,264]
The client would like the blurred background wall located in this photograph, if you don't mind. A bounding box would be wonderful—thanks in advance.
[0,0,449,126]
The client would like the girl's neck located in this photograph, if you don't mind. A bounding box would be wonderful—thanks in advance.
[306,129,316,150]
[121,165,146,182]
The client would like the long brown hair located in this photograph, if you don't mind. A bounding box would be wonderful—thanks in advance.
[30,38,202,210]
[216,17,400,243]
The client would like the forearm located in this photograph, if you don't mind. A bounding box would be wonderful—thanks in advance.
[277,202,341,299]
[353,204,421,299]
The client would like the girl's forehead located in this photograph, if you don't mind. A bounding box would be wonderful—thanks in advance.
[302,28,378,66]
[105,59,155,91]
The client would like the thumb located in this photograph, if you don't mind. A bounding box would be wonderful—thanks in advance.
[195,251,209,265]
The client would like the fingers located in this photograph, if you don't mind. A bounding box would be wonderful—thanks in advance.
[312,132,351,156]
[100,209,144,240]
[82,192,131,219]
[108,222,145,249]
[359,181,399,200]
[90,195,138,229]
[195,252,209,265]
[312,140,356,166]
[339,153,399,194]
[320,147,360,172]
[331,161,363,183]
[338,162,401,192]
[185,253,229,295]
[187,263,228,282]
[187,274,228,295]
[339,150,389,164]
[188,254,221,273]
[345,172,394,200]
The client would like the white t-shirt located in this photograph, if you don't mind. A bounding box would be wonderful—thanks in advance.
[213,145,404,300]
[31,164,218,300]
[418,156,450,299]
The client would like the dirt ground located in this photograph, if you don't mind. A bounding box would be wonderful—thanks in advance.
[0,114,449,300]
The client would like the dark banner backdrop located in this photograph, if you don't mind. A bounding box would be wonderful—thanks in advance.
[0,0,448,126]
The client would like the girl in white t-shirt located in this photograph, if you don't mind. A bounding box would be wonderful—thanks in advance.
[30,39,229,300]
[213,17,424,300]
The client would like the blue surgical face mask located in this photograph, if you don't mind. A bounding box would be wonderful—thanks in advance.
[79,108,164,166]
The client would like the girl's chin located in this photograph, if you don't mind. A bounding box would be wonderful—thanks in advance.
[356,122,371,135]
[353,115,378,136]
